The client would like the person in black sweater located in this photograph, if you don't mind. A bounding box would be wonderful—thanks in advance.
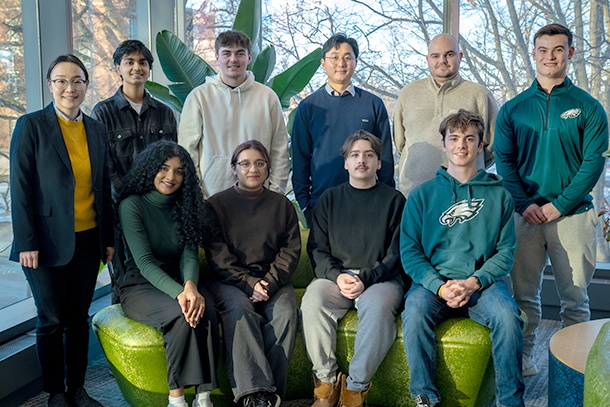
[206,140,301,407]
[117,140,218,407]
[301,131,405,407]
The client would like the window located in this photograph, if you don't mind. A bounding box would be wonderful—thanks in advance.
[0,0,27,311]
[72,0,138,114]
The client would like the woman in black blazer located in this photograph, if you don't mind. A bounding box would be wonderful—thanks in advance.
[9,55,114,407]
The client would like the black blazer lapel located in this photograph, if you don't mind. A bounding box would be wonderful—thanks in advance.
[42,103,73,172]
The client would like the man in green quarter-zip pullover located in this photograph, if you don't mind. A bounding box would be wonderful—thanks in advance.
[495,23,608,378]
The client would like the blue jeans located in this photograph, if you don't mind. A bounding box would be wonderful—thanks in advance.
[401,281,524,407]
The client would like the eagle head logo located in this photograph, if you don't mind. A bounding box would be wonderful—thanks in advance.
[439,198,484,227]
[560,108,581,119]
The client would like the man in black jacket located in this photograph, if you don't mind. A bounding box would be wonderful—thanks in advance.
[92,40,177,303]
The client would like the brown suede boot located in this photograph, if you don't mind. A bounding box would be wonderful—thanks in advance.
[312,372,343,407]
[338,374,371,407]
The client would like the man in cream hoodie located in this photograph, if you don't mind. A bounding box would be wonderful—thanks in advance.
[179,30,289,198]
[393,33,499,197]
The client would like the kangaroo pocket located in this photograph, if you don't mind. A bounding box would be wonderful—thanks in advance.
[202,155,232,196]
[431,250,476,279]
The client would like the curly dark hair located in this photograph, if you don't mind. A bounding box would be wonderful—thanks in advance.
[115,140,208,250]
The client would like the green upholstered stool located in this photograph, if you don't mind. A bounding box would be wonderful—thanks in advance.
[93,229,496,407]
[92,304,237,407]
[92,304,187,407]
[584,320,610,407]
[335,315,494,407]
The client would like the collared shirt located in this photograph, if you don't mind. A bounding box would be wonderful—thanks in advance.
[53,102,83,122]
[325,82,356,97]
[91,86,177,192]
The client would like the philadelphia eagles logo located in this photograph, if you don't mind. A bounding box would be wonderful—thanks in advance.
[560,108,581,119]
[439,199,484,227]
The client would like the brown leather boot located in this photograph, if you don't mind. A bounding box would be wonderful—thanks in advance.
[338,374,371,407]
[312,372,343,407]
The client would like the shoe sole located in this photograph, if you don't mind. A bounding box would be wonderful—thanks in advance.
[270,396,281,407]
[523,365,539,377]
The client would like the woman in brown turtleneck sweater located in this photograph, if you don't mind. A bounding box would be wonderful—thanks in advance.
[206,140,300,407]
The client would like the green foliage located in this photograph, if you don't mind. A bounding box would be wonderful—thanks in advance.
[232,0,261,65]
[155,30,216,102]
[291,199,307,229]
[145,0,320,114]
[271,48,322,109]
[286,108,297,136]
[251,45,276,85]
[144,80,183,111]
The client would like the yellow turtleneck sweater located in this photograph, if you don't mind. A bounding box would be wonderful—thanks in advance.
[57,114,97,232]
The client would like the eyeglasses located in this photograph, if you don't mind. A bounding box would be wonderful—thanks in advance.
[325,55,355,65]
[235,160,267,170]
[50,79,88,90]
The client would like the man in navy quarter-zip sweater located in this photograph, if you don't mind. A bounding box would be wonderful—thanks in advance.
[291,33,394,227]
[495,23,608,378]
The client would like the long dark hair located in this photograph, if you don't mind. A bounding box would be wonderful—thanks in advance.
[116,140,207,249]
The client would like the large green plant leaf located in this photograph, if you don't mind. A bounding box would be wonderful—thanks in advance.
[286,107,297,136]
[271,48,322,108]
[144,81,184,112]
[251,45,276,84]
[233,0,261,47]
[233,0,261,65]
[155,30,215,102]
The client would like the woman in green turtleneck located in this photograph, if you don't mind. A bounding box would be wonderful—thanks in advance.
[116,140,218,407]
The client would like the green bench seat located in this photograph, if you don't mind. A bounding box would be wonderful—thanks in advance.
[92,230,496,407]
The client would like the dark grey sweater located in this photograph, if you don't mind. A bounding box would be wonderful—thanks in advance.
[206,186,301,297]
[308,182,405,288]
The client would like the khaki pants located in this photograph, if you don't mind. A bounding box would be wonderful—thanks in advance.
[511,209,597,356]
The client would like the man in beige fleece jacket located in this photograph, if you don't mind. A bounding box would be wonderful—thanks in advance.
[393,33,499,197]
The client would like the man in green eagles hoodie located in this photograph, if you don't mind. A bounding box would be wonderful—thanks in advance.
[401,110,524,407]
[494,23,608,377]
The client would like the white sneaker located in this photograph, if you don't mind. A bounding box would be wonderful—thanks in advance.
[168,400,189,407]
[523,355,539,377]
[193,393,214,407]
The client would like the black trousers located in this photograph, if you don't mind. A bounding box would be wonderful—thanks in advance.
[121,280,219,390]
[109,228,125,304]
[23,227,101,395]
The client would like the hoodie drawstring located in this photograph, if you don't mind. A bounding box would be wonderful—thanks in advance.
[224,86,242,106]
[225,87,231,106]
[450,177,458,203]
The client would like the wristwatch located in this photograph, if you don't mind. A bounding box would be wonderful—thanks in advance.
[473,276,482,290]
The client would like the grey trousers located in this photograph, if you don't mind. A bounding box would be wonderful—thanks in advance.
[208,280,298,401]
[300,277,403,392]
[511,210,597,356]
